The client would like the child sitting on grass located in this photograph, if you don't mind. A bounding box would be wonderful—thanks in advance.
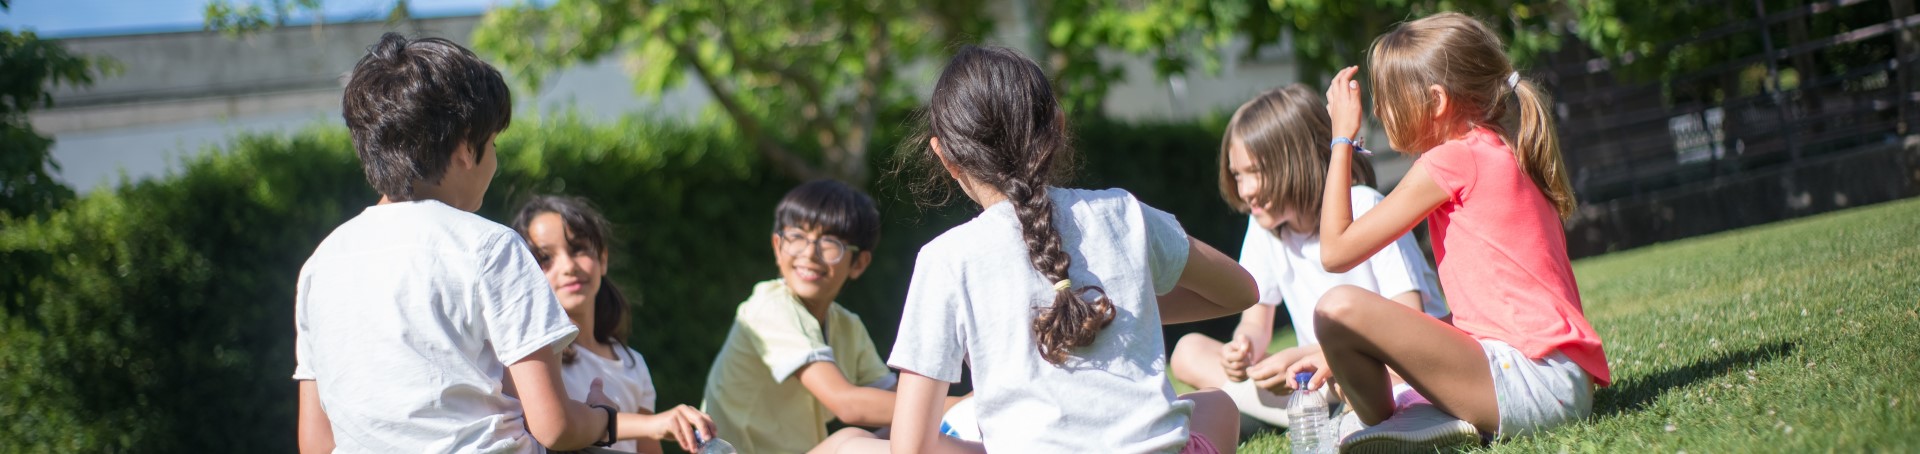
[1169,84,1447,433]
[1296,12,1611,451]
[703,180,951,453]
[293,33,617,453]
[832,45,1258,454]
[512,195,719,453]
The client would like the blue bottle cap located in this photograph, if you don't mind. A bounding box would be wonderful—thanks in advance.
[1295,372,1314,386]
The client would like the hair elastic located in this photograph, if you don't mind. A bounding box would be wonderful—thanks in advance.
[1052,279,1072,292]
[1507,72,1520,88]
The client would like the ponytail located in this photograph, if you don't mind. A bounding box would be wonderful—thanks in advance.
[1005,175,1117,366]
[1510,78,1575,218]
[911,45,1116,366]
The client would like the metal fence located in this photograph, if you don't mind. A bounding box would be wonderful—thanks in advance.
[1536,0,1919,255]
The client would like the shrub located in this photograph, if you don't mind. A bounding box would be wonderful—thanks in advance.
[0,112,1237,451]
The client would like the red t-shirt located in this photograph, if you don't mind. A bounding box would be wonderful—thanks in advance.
[1418,127,1611,386]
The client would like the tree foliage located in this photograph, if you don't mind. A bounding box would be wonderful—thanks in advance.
[0,26,109,221]
[201,0,1834,184]
[472,0,989,186]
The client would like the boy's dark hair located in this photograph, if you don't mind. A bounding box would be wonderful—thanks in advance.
[773,179,881,252]
[907,46,1114,366]
[511,195,631,366]
[342,32,512,197]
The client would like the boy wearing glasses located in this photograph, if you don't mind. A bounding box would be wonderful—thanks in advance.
[702,179,902,453]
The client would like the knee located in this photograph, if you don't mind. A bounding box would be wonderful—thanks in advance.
[1170,333,1215,379]
[1172,333,1214,357]
[829,427,877,439]
[1313,285,1371,330]
[1181,388,1238,420]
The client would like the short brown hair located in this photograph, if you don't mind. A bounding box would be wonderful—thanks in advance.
[1217,84,1376,236]
[342,33,512,197]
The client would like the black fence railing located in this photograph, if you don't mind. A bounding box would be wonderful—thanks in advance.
[1536,0,1920,256]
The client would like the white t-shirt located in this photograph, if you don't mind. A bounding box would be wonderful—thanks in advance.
[1239,185,1447,347]
[292,200,579,454]
[890,188,1194,453]
[562,343,657,453]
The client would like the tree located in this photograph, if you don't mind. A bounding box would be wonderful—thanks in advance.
[1035,0,1580,110]
[0,17,109,220]
[209,0,1768,184]
[472,0,989,186]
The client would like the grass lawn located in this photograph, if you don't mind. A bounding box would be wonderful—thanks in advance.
[1218,198,1920,452]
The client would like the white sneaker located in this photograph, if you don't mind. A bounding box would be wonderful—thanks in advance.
[1337,404,1481,453]
[1336,409,1366,441]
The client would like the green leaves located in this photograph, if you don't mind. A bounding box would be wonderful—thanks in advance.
[0,30,110,221]
[473,0,970,186]
[201,0,324,36]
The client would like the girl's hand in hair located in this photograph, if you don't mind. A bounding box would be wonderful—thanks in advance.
[1325,66,1365,141]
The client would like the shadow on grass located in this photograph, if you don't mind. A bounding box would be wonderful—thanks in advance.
[1593,340,1798,418]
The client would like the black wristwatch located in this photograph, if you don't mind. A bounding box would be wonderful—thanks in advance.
[591,404,618,447]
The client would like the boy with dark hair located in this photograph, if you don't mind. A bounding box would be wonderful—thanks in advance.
[703,180,951,453]
[293,33,619,453]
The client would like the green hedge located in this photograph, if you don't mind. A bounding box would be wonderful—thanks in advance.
[0,113,1239,451]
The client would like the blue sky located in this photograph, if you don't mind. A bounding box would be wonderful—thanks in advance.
[0,0,498,37]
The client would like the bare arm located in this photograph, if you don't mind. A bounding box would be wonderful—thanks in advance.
[1159,236,1259,324]
[797,362,897,427]
[297,380,333,454]
[506,348,613,450]
[1319,66,1449,273]
[886,372,985,454]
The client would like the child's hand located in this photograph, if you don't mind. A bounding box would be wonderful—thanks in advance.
[1220,335,1254,382]
[648,404,718,453]
[1325,66,1365,141]
[1246,355,1289,394]
[1281,352,1333,392]
[586,378,616,410]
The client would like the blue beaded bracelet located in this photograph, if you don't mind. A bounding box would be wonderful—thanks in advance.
[1332,137,1373,156]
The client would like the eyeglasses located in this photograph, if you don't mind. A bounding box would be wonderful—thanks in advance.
[776,230,860,264]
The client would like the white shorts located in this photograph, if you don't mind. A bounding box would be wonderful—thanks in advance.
[1480,339,1593,438]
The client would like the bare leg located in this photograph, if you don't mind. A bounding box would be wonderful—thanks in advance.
[833,434,983,454]
[1314,285,1498,433]
[1171,333,1228,389]
[1178,389,1239,454]
[811,428,877,454]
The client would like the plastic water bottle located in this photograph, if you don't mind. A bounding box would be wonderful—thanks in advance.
[1287,372,1333,454]
[695,430,737,454]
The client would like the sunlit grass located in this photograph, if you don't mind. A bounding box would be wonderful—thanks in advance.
[1228,198,1920,452]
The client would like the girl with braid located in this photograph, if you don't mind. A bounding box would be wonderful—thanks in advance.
[827,46,1260,454]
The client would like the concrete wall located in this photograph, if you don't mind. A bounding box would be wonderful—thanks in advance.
[32,15,716,190]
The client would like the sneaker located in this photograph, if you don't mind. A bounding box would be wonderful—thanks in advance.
[1338,404,1481,453]
[1391,383,1429,410]
[1335,408,1366,441]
